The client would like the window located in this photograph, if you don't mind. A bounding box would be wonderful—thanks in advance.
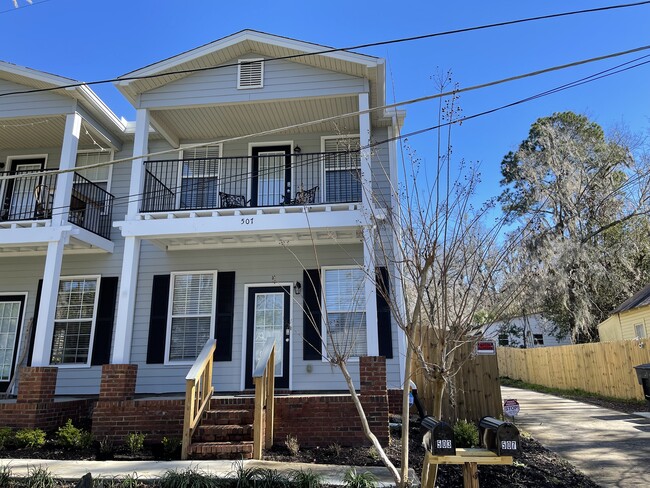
[635,323,646,339]
[180,145,221,209]
[498,333,509,346]
[532,334,544,346]
[238,58,264,89]
[323,137,362,203]
[75,150,113,192]
[323,267,366,358]
[167,272,215,362]
[51,277,99,365]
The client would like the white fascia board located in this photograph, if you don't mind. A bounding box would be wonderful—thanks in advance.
[0,225,73,246]
[0,61,77,88]
[77,85,126,133]
[71,226,114,253]
[116,209,364,239]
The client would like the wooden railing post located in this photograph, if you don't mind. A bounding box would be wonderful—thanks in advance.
[265,347,275,448]
[252,338,276,460]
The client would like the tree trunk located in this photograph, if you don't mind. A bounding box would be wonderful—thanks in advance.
[400,343,414,487]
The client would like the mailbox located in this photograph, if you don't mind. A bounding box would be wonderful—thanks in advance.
[478,416,521,456]
[634,364,650,405]
[421,416,456,456]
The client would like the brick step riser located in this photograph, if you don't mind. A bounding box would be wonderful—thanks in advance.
[188,442,253,461]
[196,433,252,443]
[203,410,253,425]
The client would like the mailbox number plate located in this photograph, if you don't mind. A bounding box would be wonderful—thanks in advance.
[436,439,452,449]
[501,440,517,451]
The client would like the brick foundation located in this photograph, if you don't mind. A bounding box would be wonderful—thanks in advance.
[99,364,138,401]
[17,366,57,404]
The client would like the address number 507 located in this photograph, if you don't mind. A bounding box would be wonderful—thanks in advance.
[241,218,254,225]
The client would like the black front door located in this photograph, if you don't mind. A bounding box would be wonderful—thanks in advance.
[245,286,291,389]
[251,145,292,207]
[2,158,46,221]
[0,295,26,393]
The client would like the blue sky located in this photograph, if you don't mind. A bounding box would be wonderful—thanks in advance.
[2,0,649,201]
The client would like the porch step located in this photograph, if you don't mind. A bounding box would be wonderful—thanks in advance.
[203,408,254,425]
[188,441,254,460]
[196,423,253,442]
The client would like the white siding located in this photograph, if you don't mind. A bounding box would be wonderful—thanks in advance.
[0,79,76,118]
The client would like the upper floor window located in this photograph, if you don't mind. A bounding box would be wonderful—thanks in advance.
[238,59,264,89]
[635,323,646,339]
[322,136,362,203]
[179,145,221,209]
[75,150,113,192]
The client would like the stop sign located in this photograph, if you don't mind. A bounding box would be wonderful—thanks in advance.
[503,398,520,417]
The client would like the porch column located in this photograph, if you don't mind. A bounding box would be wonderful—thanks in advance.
[359,92,378,356]
[31,236,68,366]
[52,112,82,226]
[112,108,148,363]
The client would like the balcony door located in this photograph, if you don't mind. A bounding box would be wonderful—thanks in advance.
[0,295,26,393]
[2,158,46,221]
[251,145,291,207]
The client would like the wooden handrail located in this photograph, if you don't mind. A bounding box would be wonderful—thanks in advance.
[252,338,276,460]
[181,339,216,460]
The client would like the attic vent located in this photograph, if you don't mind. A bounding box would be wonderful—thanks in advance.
[238,58,264,89]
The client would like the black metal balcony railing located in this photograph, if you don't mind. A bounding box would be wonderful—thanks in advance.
[0,169,114,240]
[141,151,362,213]
[0,169,57,222]
[71,172,114,239]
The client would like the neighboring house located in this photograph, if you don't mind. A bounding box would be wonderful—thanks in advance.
[484,313,571,348]
[0,31,405,450]
[598,283,650,341]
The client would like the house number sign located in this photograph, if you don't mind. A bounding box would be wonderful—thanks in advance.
[241,218,254,225]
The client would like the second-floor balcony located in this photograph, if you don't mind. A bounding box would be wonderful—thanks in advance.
[141,151,362,213]
[0,169,114,240]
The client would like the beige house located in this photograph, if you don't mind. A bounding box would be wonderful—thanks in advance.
[598,283,650,341]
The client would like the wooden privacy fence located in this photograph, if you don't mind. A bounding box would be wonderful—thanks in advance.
[498,340,650,401]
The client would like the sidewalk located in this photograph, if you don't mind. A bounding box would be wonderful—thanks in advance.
[0,458,403,487]
[502,386,650,487]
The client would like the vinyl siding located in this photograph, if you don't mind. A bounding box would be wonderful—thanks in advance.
[139,56,367,109]
[0,79,76,118]
[598,306,650,341]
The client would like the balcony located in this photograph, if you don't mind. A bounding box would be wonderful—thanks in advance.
[0,169,114,240]
[141,151,362,213]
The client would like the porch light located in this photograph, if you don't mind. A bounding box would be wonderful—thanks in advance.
[295,281,302,295]
[293,146,302,153]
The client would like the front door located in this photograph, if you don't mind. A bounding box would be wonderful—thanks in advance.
[2,159,46,221]
[245,286,291,389]
[251,146,291,207]
[0,295,26,393]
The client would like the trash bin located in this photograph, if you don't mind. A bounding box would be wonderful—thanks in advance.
[633,363,650,404]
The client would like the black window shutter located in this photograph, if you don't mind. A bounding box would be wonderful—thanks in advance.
[303,269,322,360]
[91,277,119,366]
[214,271,235,362]
[27,279,43,367]
[377,267,393,359]
[146,274,171,364]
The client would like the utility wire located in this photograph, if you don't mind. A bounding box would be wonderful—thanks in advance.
[0,0,50,15]
[2,43,649,184]
[1,1,649,98]
[35,53,650,219]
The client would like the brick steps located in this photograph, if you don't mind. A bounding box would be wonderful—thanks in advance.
[188,405,255,460]
[188,440,254,459]
[197,423,253,442]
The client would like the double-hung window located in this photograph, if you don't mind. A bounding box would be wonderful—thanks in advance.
[179,145,221,210]
[322,136,362,203]
[323,267,366,358]
[167,272,216,362]
[75,150,113,193]
[51,277,99,365]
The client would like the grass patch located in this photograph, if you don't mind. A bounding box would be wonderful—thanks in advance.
[500,377,646,407]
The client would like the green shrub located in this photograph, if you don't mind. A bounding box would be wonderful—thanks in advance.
[284,434,300,456]
[161,436,181,458]
[15,427,46,449]
[56,419,93,450]
[230,460,259,488]
[453,419,479,448]
[290,468,324,488]
[160,467,218,488]
[25,466,57,488]
[0,427,14,450]
[124,432,146,456]
[256,468,289,488]
[343,467,377,488]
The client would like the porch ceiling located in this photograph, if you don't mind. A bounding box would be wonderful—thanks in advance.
[0,222,113,255]
[149,95,380,141]
[0,114,114,151]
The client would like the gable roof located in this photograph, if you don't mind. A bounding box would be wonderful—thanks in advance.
[612,283,650,314]
[115,29,385,108]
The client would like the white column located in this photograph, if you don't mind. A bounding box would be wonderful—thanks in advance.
[127,108,150,218]
[359,93,378,356]
[31,238,66,366]
[111,236,141,364]
[52,112,82,226]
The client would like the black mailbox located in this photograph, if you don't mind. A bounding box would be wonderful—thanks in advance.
[634,364,650,405]
[479,416,521,456]
[421,416,456,456]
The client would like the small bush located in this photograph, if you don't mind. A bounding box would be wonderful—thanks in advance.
[161,436,181,459]
[160,467,218,488]
[15,427,46,449]
[0,427,14,450]
[343,467,377,488]
[97,436,115,459]
[124,432,146,456]
[284,434,300,456]
[453,419,479,448]
[230,460,259,488]
[25,466,57,488]
[367,446,380,461]
[290,468,324,488]
[56,418,93,450]
[326,442,342,458]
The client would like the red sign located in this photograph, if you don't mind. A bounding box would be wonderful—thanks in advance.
[476,340,496,355]
[504,398,520,417]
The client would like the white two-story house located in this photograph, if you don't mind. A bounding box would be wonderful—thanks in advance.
[0,31,405,400]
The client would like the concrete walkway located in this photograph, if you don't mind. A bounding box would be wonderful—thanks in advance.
[502,386,650,487]
[0,458,403,487]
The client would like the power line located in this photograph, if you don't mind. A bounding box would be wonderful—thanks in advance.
[0,0,50,15]
[1,1,649,98]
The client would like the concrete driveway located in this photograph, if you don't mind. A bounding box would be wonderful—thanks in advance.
[502,386,650,487]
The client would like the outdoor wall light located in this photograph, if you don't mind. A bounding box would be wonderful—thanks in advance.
[295,281,302,295]
[294,146,302,153]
